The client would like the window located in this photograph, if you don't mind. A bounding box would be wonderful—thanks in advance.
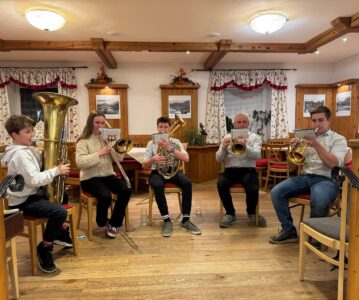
[20,87,58,121]
[224,86,271,140]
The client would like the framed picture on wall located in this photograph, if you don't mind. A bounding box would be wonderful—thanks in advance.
[168,95,191,118]
[303,94,325,117]
[335,91,351,117]
[96,94,121,119]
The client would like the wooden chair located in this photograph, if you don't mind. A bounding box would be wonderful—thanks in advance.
[148,143,188,225]
[218,160,260,226]
[263,143,294,191]
[20,204,78,275]
[77,191,130,240]
[134,168,151,193]
[299,177,352,300]
[4,210,24,299]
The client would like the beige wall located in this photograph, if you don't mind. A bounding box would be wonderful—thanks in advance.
[1,55,358,134]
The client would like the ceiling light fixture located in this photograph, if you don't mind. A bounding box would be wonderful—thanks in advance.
[25,9,66,31]
[249,12,287,35]
[315,50,320,55]
[342,37,348,42]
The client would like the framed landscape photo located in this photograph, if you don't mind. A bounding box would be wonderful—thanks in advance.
[96,94,120,119]
[335,91,351,116]
[168,95,191,118]
[303,94,325,117]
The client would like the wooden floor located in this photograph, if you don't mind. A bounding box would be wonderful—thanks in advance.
[9,180,340,299]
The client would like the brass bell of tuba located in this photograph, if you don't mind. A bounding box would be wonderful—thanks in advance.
[32,92,78,203]
[288,139,307,165]
[156,114,186,179]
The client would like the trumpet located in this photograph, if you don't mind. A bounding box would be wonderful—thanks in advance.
[230,129,247,155]
[288,128,319,165]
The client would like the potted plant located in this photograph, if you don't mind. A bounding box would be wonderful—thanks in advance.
[171,68,198,86]
[183,126,206,146]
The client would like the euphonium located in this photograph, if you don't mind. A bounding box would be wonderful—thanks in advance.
[156,114,186,179]
[32,92,78,203]
[288,139,307,165]
[103,120,133,188]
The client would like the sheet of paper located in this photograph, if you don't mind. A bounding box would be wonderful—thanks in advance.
[152,133,169,144]
[231,128,248,139]
[101,128,121,142]
[294,128,317,139]
[127,147,146,163]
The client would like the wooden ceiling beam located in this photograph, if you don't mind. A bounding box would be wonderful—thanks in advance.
[204,39,232,70]
[302,14,359,53]
[229,43,304,53]
[91,38,117,69]
[0,40,92,51]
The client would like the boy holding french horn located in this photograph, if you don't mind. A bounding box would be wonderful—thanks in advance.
[142,116,201,237]
[270,106,347,244]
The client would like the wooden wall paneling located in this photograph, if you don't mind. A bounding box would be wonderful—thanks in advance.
[128,135,152,147]
[160,85,200,141]
[296,80,359,139]
[85,84,129,137]
[295,85,333,130]
[331,84,356,138]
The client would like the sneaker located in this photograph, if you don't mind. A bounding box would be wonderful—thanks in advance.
[180,220,201,235]
[161,221,173,237]
[248,214,267,227]
[53,227,73,248]
[37,243,56,273]
[106,224,117,238]
[269,230,298,244]
[219,214,236,228]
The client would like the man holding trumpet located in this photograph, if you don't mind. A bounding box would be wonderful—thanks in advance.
[216,112,266,228]
[270,106,347,244]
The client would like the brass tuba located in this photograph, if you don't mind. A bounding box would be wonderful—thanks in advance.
[33,92,78,203]
[288,139,307,165]
[156,114,186,179]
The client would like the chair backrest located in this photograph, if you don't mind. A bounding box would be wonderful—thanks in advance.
[268,138,292,144]
[264,143,290,164]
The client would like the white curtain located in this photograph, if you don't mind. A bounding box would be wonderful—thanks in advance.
[0,68,79,144]
[205,70,289,143]
[0,86,12,144]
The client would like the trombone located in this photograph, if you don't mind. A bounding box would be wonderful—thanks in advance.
[102,120,133,189]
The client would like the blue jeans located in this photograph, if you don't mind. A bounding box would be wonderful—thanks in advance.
[271,173,339,233]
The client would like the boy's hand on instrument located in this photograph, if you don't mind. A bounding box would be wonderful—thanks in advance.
[158,139,171,151]
[58,163,70,175]
[152,154,167,163]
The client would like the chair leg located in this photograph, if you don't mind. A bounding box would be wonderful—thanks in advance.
[255,202,259,227]
[7,238,19,299]
[67,208,78,256]
[28,222,38,276]
[148,188,153,225]
[264,172,270,192]
[125,206,129,232]
[135,171,139,194]
[219,201,224,220]
[77,199,83,229]
[299,224,306,281]
[299,205,305,224]
[87,198,94,241]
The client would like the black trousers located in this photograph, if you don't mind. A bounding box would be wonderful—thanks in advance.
[11,194,67,242]
[149,170,192,217]
[81,175,131,227]
[217,167,259,215]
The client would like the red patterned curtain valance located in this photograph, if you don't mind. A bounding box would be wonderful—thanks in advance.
[209,70,287,91]
[0,68,77,89]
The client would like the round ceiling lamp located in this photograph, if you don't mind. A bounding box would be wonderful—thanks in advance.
[249,12,287,35]
[25,9,66,31]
